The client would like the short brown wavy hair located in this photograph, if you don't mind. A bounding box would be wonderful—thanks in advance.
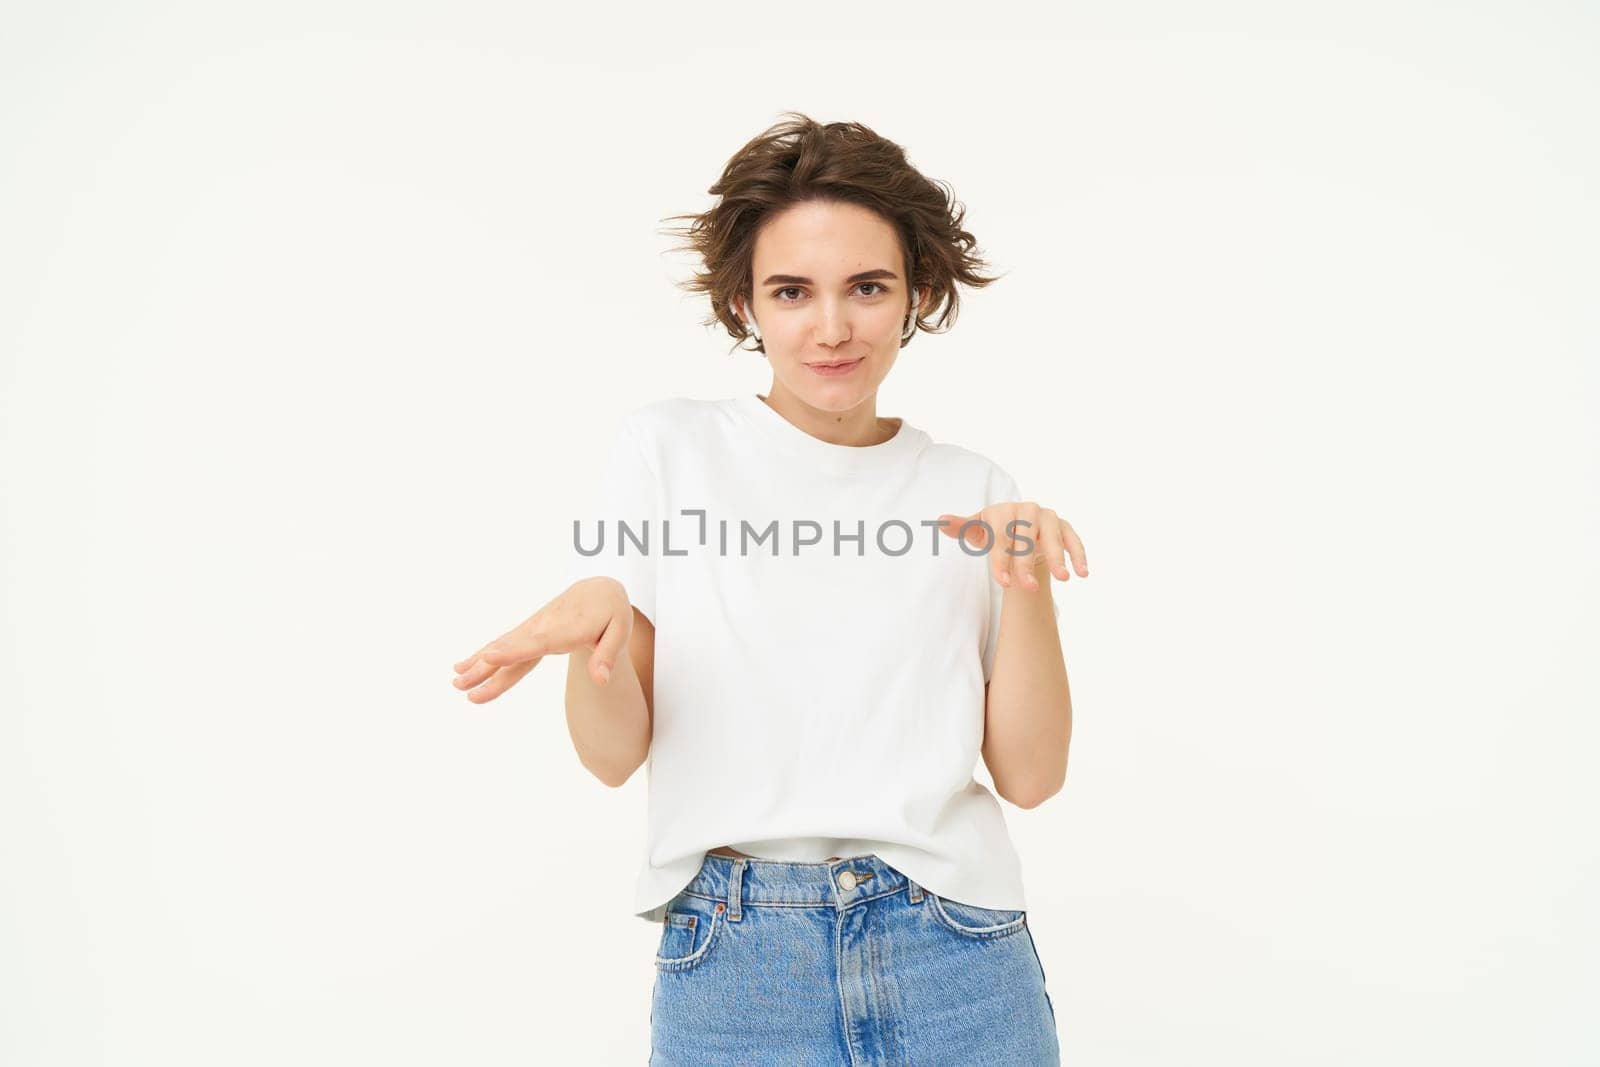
[660,112,1005,356]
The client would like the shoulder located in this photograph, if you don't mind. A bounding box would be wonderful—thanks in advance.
[919,439,1015,490]
[620,395,732,430]
[617,395,700,429]
[612,396,728,448]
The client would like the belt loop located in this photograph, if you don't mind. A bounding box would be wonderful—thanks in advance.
[907,878,924,904]
[727,859,745,922]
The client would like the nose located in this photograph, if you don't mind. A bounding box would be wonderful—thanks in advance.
[811,298,851,347]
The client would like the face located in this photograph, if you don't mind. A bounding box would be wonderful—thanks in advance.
[737,199,919,416]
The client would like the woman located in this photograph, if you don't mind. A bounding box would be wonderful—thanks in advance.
[452,113,1087,1065]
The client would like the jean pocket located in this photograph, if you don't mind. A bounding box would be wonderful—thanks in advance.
[927,892,1028,940]
[654,892,727,972]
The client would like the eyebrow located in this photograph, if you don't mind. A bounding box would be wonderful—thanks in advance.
[760,268,899,286]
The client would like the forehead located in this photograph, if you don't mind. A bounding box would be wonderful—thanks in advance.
[751,200,903,279]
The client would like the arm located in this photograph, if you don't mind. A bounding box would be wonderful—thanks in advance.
[564,597,656,788]
[981,569,1072,808]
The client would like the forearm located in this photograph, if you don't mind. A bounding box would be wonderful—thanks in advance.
[565,645,650,788]
[981,575,1072,807]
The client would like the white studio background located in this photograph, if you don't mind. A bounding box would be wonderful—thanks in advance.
[3,5,1595,1066]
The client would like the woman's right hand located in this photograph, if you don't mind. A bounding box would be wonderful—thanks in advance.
[451,577,634,703]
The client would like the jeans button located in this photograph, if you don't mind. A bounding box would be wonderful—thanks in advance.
[837,870,857,891]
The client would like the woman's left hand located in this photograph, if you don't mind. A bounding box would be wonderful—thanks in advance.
[935,502,1089,592]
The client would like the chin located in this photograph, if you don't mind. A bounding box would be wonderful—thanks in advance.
[795,381,874,411]
[781,363,882,405]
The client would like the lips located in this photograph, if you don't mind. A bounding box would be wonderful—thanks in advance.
[805,357,864,377]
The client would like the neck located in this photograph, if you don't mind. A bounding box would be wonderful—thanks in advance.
[760,383,901,447]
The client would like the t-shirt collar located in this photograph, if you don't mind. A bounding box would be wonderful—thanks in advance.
[731,393,927,474]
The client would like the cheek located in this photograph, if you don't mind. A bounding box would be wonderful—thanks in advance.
[870,304,903,330]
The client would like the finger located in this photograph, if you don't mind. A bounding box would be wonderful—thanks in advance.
[988,507,1013,589]
[1009,503,1042,590]
[452,656,501,690]
[1037,511,1071,583]
[585,606,633,686]
[936,513,982,548]
[1061,519,1088,577]
[480,623,558,667]
[466,659,537,704]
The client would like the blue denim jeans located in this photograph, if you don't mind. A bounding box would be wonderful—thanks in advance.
[649,852,1060,1065]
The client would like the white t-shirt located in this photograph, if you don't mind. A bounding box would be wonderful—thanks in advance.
[566,393,1059,923]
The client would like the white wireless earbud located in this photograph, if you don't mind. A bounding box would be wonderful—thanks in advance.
[903,287,922,340]
[738,301,762,343]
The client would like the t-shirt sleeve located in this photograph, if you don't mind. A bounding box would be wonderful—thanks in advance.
[981,462,1063,685]
[565,416,659,626]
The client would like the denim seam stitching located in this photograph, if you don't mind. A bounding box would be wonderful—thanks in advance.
[927,893,1028,939]
[678,884,909,909]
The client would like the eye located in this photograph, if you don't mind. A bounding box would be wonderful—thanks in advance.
[771,283,890,303]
